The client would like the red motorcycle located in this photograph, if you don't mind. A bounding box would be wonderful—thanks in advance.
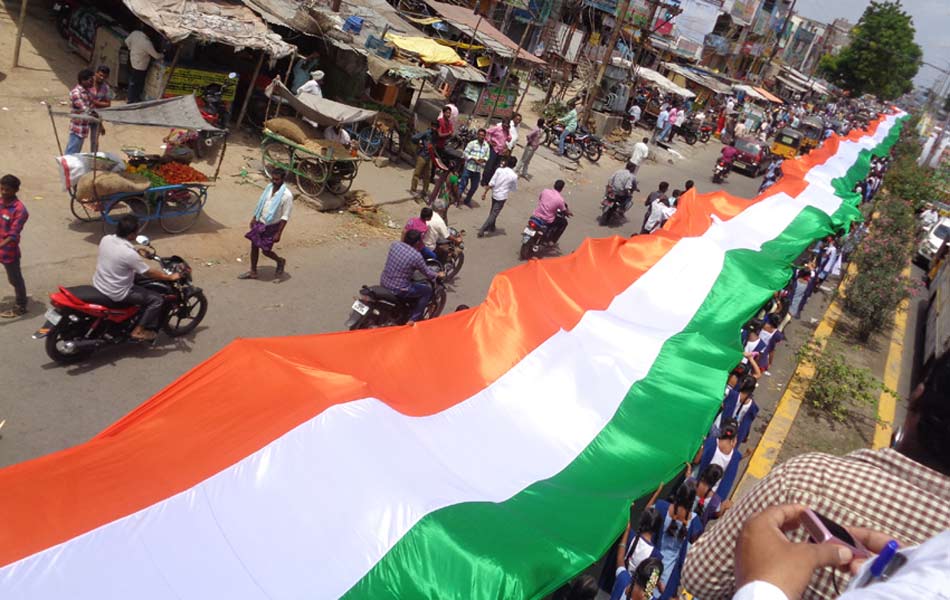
[541,122,584,161]
[33,237,208,364]
[698,123,713,143]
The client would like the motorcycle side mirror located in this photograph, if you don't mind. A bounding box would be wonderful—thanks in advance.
[135,235,151,246]
[228,72,238,80]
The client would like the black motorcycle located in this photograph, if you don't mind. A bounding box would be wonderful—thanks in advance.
[432,227,465,281]
[448,123,476,151]
[34,237,208,364]
[345,278,447,330]
[712,158,731,184]
[578,130,605,162]
[520,209,570,260]
[675,120,700,145]
[599,189,634,226]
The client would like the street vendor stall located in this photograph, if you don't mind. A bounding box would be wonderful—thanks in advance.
[50,95,225,234]
[261,80,377,199]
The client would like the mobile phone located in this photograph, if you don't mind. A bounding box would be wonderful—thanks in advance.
[800,509,870,559]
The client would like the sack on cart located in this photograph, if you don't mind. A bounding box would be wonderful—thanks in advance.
[75,171,151,202]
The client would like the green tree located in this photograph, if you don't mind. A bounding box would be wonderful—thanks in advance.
[818,1,922,100]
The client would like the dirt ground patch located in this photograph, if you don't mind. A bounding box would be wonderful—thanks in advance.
[777,307,891,462]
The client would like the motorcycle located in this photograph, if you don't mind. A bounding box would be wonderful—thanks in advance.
[698,123,713,143]
[712,158,732,184]
[542,123,583,161]
[34,237,208,364]
[675,121,699,145]
[599,188,635,226]
[344,277,447,330]
[520,208,570,260]
[195,78,234,154]
[432,227,465,281]
[577,130,605,162]
[51,0,80,39]
[448,123,476,151]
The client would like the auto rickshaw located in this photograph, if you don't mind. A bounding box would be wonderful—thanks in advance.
[800,116,824,151]
[771,127,804,159]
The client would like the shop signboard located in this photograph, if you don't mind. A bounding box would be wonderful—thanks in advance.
[163,67,239,102]
[474,85,518,118]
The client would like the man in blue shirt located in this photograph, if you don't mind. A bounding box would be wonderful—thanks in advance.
[380,229,443,321]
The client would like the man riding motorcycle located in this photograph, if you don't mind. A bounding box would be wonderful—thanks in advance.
[605,161,639,213]
[380,229,444,322]
[532,180,572,246]
[92,214,180,341]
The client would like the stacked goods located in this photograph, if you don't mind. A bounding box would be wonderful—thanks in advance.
[154,163,209,184]
[75,171,151,201]
[126,164,167,187]
[303,139,352,159]
[264,117,321,144]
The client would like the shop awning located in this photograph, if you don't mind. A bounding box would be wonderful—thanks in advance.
[240,0,323,35]
[776,74,808,93]
[444,63,488,84]
[122,0,294,57]
[634,66,695,98]
[734,84,767,102]
[423,0,546,66]
[266,80,377,126]
[59,95,225,131]
[384,34,464,65]
[366,54,439,83]
[662,62,731,95]
[753,86,783,104]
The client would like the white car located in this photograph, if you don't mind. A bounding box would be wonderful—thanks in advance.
[917,217,950,268]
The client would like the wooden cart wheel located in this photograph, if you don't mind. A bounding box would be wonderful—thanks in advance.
[70,195,102,223]
[327,161,356,196]
[295,158,327,198]
[261,140,294,177]
[159,187,203,234]
[102,195,149,235]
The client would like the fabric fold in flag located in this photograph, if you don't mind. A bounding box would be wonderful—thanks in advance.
[0,111,907,599]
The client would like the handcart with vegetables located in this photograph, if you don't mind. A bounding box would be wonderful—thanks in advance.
[48,95,226,234]
[260,80,378,200]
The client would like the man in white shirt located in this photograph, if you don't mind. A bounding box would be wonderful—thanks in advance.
[422,206,450,251]
[629,136,650,174]
[124,29,163,103]
[296,70,324,97]
[507,112,522,152]
[239,169,293,281]
[643,195,675,233]
[92,214,180,340]
[477,155,518,237]
[628,104,642,127]
[323,124,351,147]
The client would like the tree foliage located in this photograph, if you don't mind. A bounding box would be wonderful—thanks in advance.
[818,1,922,100]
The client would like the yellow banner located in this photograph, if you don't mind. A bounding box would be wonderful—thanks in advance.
[164,67,237,102]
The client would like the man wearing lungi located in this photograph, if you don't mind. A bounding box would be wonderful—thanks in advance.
[239,169,292,281]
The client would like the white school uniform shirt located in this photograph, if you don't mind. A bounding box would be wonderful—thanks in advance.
[488,167,518,201]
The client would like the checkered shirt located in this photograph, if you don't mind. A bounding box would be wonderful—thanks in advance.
[681,449,950,600]
[0,197,29,264]
[69,84,93,138]
[380,241,436,293]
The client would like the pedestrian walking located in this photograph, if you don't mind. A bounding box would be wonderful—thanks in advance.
[518,118,544,179]
[629,137,649,174]
[0,174,29,318]
[477,156,518,237]
[239,169,292,281]
[459,129,490,206]
[652,106,669,144]
[124,29,163,103]
[65,69,96,155]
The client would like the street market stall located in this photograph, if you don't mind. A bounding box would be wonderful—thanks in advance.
[261,80,377,199]
[50,95,224,234]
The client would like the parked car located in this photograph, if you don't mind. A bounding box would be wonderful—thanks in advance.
[729,137,772,176]
[917,217,950,269]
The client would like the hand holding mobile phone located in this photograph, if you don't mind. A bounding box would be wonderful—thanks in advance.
[800,509,870,559]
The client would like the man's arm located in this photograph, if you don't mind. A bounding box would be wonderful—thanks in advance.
[145,37,163,60]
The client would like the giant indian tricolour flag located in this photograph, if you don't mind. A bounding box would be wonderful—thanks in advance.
[0,111,906,599]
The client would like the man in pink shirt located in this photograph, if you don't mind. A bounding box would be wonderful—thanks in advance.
[531,180,571,245]
[481,118,511,186]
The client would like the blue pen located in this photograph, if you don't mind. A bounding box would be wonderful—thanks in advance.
[859,540,900,587]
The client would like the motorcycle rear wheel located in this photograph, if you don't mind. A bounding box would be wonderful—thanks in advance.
[599,205,615,226]
[519,241,534,260]
[684,131,698,146]
[699,131,711,143]
[162,291,208,337]
[45,323,95,364]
